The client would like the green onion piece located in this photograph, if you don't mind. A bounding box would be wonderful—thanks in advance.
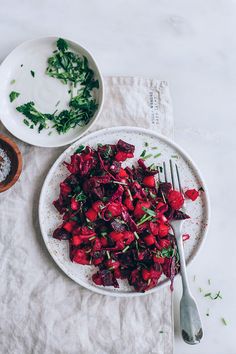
[89,236,96,241]
[134,231,139,240]
[154,153,162,158]
[122,245,130,253]
[221,318,227,326]
[142,207,156,217]
[143,154,153,160]
[137,214,153,226]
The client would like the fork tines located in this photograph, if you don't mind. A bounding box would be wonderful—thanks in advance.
[163,159,182,193]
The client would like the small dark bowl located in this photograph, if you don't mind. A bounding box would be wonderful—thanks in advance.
[0,134,22,193]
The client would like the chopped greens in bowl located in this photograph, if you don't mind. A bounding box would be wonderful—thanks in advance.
[11,38,102,135]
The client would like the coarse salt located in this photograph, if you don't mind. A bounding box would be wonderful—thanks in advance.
[0,148,11,183]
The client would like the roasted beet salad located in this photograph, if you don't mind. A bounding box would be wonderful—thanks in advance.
[52,140,198,292]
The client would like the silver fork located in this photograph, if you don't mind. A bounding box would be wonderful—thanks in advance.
[162,160,203,345]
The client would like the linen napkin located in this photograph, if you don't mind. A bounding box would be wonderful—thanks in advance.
[0,76,174,354]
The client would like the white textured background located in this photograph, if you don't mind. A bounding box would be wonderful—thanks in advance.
[0,1,235,353]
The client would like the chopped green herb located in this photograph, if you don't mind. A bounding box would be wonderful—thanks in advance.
[134,231,139,240]
[161,247,175,258]
[199,287,203,293]
[20,64,23,67]
[151,146,158,150]
[204,292,212,298]
[140,150,146,158]
[171,155,178,159]
[144,142,149,147]
[30,124,34,129]
[23,119,30,126]
[10,79,16,85]
[75,145,85,154]
[30,70,35,77]
[16,102,49,132]
[142,207,156,217]
[122,245,130,253]
[213,291,222,300]
[154,153,162,158]
[89,236,96,241]
[48,131,52,136]
[55,100,60,107]
[137,214,153,226]
[221,318,227,326]
[208,279,211,285]
[9,91,20,102]
[143,154,153,160]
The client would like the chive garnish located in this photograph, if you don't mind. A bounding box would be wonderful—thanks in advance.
[143,154,153,160]
[221,318,227,326]
[154,153,162,158]
[204,292,212,298]
[134,231,139,240]
[144,142,149,147]
[151,147,158,150]
[137,215,153,226]
[30,70,35,77]
[142,207,156,217]
[122,245,130,253]
[10,79,16,85]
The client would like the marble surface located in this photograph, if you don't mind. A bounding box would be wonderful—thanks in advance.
[0,1,235,353]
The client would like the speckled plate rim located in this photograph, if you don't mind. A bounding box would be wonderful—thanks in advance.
[39,126,210,297]
[0,35,104,148]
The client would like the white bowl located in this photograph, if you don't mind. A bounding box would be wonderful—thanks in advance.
[0,36,104,147]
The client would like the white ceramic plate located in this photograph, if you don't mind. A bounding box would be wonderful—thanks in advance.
[0,36,104,147]
[39,126,210,297]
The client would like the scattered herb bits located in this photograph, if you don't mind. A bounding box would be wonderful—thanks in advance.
[30,70,35,77]
[9,91,20,102]
[221,318,227,326]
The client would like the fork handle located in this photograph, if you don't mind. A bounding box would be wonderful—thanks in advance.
[175,231,203,344]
